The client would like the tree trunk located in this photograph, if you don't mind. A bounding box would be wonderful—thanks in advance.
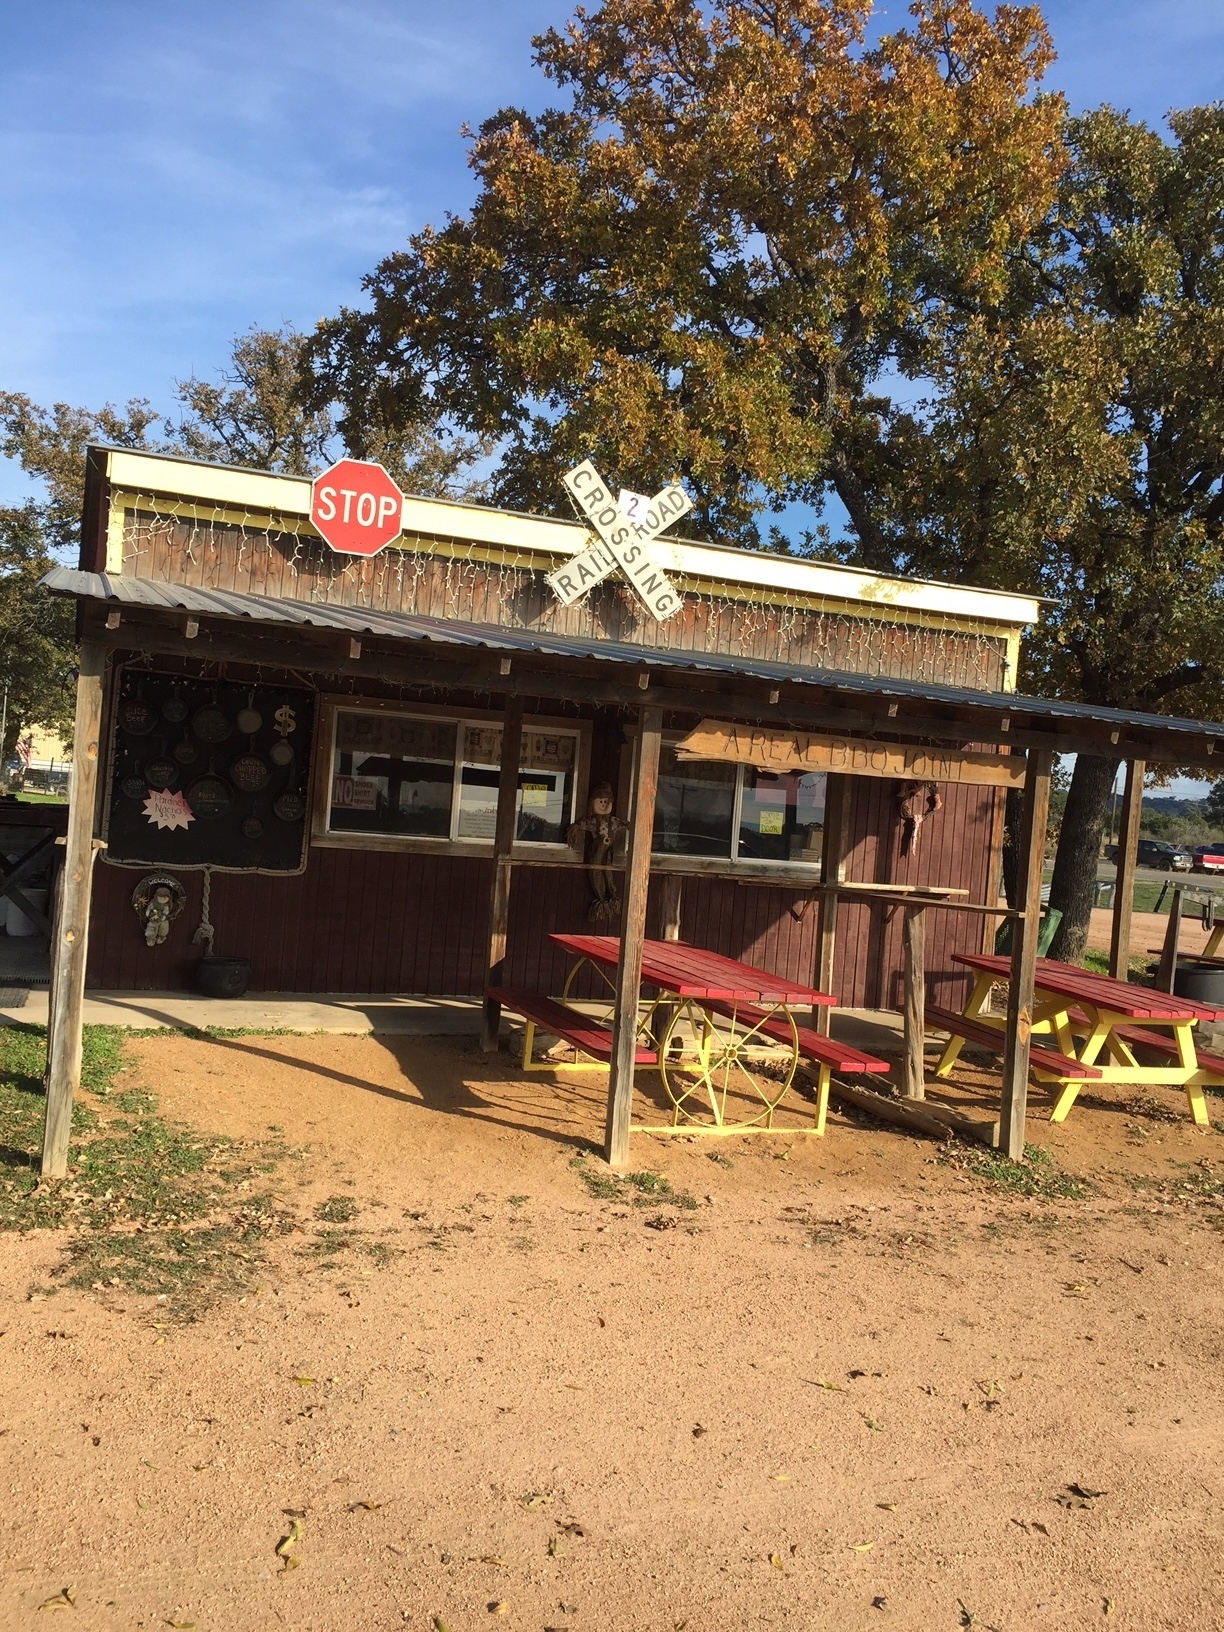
[1046,754,1120,963]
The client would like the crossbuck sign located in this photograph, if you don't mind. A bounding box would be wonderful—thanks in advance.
[548,460,693,622]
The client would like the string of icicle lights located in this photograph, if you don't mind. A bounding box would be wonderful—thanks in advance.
[117,496,1011,691]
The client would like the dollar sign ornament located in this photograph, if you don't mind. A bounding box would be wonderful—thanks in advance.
[273,705,297,737]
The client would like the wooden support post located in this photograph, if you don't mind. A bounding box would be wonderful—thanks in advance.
[605,707,662,1168]
[41,641,106,1179]
[660,874,682,941]
[1156,887,1183,994]
[998,749,1053,1161]
[480,697,524,1052]
[1108,759,1144,980]
[813,774,850,1034]
[902,905,927,1099]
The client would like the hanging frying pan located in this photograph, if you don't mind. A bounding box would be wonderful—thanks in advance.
[229,753,270,793]
[192,705,232,744]
[186,774,232,819]
[144,757,179,791]
[120,699,156,736]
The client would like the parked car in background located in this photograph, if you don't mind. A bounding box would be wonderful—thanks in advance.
[1191,842,1224,872]
[1104,837,1193,871]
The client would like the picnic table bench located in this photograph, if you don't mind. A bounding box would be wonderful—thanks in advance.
[929,952,1221,1126]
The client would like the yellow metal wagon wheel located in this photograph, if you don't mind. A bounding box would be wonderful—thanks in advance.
[557,956,662,1048]
[657,1000,799,1129]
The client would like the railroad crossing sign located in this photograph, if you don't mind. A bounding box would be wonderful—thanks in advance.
[548,459,692,622]
[311,458,405,556]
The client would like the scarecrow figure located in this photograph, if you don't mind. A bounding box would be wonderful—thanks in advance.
[898,781,942,858]
[568,782,627,922]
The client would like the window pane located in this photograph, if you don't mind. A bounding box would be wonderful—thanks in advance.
[737,769,826,862]
[456,725,577,843]
[329,712,456,836]
[653,744,735,857]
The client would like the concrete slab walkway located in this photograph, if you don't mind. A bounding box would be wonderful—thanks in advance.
[0,989,905,1052]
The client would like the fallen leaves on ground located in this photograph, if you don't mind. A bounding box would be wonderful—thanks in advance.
[276,1516,304,1570]
[37,1588,76,1612]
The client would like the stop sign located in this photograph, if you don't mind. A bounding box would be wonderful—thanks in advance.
[310,459,405,556]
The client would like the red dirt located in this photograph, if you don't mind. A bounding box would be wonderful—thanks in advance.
[2,1029,1222,1631]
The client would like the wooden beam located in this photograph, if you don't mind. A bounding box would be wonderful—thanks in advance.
[826,1077,997,1146]
[660,874,682,942]
[605,706,662,1168]
[1108,759,1145,980]
[813,774,850,1036]
[902,905,927,1099]
[1155,887,1183,994]
[480,697,524,1052]
[998,749,1053,1160]
[82,612,1223,769]
[41,641,106,1179]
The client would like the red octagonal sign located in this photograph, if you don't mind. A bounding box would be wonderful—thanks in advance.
[311,458,405,556]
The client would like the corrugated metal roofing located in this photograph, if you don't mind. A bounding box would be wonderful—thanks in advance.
[42,566,1224,747]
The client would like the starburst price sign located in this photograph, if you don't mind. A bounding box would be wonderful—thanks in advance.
[548,460,692,622]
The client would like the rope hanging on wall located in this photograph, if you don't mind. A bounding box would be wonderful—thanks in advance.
[190,866,215,953]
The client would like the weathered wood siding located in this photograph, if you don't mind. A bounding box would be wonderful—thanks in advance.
[87,777,995,1009]
[119,513,1009,690]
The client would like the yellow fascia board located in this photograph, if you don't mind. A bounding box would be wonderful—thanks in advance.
[102,448,1041,630]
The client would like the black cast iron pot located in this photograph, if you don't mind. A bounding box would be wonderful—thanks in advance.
[194,955,252,1000]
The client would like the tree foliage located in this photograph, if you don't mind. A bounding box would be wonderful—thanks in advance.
[0,504,77,760]
[0,326,489,753]
[305,0,1064,545]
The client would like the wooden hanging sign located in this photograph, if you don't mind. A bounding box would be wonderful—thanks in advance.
[674,720,1024,787]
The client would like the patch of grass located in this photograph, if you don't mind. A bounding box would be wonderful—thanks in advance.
[569,1155,698,1210]
[938,1140,1088,1200]
[0,1024,294,1318]
[1128,1159,1224,1220]
[314,1194,359,1223]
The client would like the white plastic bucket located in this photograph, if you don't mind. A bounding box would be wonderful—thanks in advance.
[7,888,47,936]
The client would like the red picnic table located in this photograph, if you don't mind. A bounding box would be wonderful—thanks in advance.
[930,952,1223,1127]
[487,935,890,1137]
[547,933,872,1135]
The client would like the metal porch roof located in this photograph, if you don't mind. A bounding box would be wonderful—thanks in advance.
[42,567,1224,753]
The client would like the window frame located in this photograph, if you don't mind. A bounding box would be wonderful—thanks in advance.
[310,695,591,856]
[622,730,828,876]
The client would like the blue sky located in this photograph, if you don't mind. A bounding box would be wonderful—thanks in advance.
[2,2,1222,788]
[3,0,1221,439]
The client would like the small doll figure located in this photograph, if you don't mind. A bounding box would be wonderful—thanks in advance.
[144,885,175,947]
[131,873,185,948]
[568,782,627,922]
[898,781,943,857]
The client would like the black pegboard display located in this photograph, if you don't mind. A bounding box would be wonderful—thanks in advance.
[104,670,315,872]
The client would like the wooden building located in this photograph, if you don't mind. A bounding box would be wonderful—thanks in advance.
[53,448,1037,1006]
[36,447,1223,1174]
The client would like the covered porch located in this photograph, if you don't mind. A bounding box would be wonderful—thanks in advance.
[34,567,1224,1175]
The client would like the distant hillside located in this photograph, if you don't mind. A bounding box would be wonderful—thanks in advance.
[1143,796,1207,817]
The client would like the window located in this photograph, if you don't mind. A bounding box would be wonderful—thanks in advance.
[457,725,577,845]
[652,743,826,866]
[654,745,736,856]
[326,708,579,845]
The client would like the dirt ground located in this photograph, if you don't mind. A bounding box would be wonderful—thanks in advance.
[2,1027,1223,1632]
[1083,907,1213,959]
